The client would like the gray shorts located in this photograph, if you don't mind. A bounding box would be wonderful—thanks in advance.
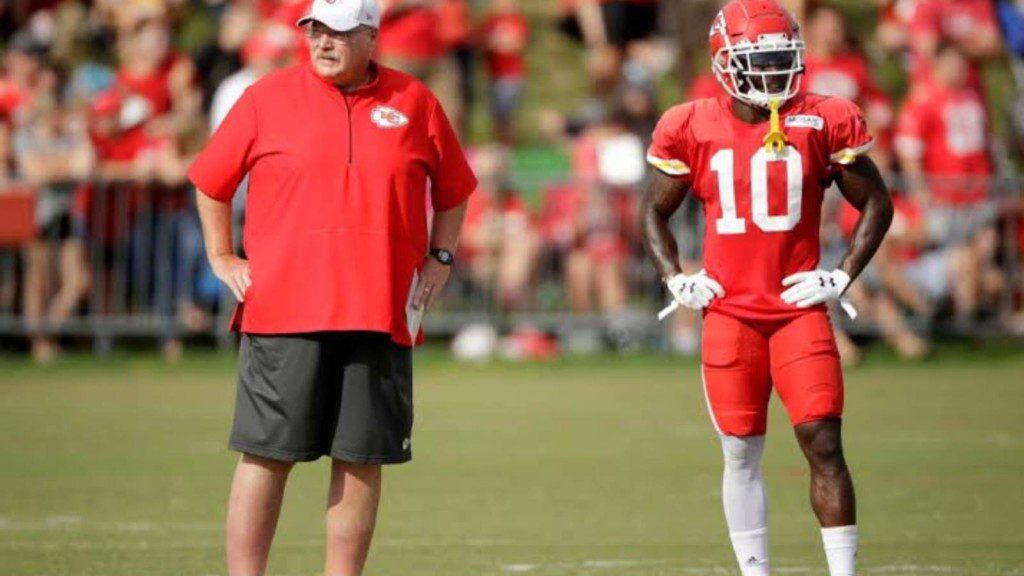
[230,332,414,464]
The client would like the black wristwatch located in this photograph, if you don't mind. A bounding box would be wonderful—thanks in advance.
[429,248,455,266]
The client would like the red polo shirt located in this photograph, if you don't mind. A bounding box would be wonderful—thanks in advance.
[187,62,477,346]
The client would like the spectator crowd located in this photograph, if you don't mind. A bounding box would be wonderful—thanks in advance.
[0,0,1021,363]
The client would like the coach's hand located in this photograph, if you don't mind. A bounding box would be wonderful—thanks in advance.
[413,259,450,311]
[780,269,850,308]
[666,270,725,311]
[211,254,251,302]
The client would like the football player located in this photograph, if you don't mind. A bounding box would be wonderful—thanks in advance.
[640,1,893,575]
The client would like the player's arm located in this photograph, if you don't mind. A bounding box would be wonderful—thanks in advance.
[413,200,468,310]
[641,169,725,316]
[640,169,689,281]
[188,87,258,304]
[575,0,608,47]
[196,190,250,302]
[833,155,894,283]
[643,105,723,316]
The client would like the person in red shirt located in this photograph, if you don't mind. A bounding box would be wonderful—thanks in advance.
[896,43,992,208]
[480,0,529,144]
[0,31,55,179]
[77,87,157,247]
[187,1,476,575]
[113,9,200,141]
[907,0,1002,93]
[641,2,893,574]
[461,146,540,311]
[0,31,51,126]
[542,104,640,317]
[677,70,724,356]
[376,0,444,80]
[803,4,895,168]
[13,83,94,364]
[895,43,1003,319]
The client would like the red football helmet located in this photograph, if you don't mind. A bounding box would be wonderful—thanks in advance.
[709,0,805,109]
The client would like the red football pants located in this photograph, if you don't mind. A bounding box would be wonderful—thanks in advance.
[700,310,844,437]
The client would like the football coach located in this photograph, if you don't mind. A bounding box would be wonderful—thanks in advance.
[187,0,477,574]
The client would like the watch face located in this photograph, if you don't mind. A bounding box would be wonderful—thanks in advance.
[433,249,454,265]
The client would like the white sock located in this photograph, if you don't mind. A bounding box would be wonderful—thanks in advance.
[720,435,769,576]
[730,527,770,576]
[821,525,858,576]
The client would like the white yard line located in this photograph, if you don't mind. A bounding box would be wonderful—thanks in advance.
[0,516,220,533]
[501,559,984,575]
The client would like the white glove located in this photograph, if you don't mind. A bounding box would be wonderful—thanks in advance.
[781,270,856,317]
[660,270,725,319]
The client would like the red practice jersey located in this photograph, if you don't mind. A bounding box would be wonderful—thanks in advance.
[647,93,873,321]
[895,81,991,205]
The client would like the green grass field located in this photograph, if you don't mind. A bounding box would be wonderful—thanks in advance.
[1,347,1023,576]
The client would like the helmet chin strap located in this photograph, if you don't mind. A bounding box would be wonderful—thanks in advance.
[763,97,788,154]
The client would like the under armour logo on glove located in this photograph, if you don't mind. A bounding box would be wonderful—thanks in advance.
[659,270,726,320]
[781,269,858,319]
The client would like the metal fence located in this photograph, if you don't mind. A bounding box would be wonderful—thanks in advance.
[0,172,1021,353]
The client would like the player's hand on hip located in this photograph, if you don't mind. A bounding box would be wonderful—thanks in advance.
[666,270,725,311]
[780,269,851,308]
[413,259,451,311]
[210,254,251,302]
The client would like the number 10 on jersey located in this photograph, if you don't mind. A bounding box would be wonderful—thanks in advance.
[710,146,804,235]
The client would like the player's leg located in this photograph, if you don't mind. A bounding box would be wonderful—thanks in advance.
[594,255,628,313]
[51,236,90,325]
[720,434,769,575]
[794,419,858,576]
[22,240,52,362]
[701,311,773,576]
[498,219,540,310]
[227,334,332,575]
[324,461,382,576]
[770,311,857,576]
[326,332,414,575]
[565,249,594,313]
[226,454,295,576]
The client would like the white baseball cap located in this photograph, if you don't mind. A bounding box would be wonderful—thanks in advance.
[297,0,381,32]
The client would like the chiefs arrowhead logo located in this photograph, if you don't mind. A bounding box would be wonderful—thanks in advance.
[371,105,409,129]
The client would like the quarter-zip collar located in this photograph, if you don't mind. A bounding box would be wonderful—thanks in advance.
[305,60,383,100]
[306,61,384,165]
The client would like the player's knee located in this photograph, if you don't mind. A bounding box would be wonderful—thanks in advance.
[720,435,765,479]
[714,412,769,438]
[799,426,846,473]
[240,452,295,476]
